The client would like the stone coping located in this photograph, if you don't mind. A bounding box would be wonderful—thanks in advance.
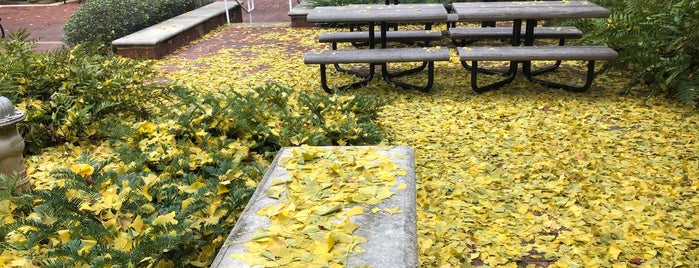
[112,2,238,46]
[211,145,417,268]
[288,0,314,27]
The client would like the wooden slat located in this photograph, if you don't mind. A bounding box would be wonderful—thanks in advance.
[457,46,618,61]
[452,1,610,21]
[307,4,448,23]
[304,47,450,64]
[449,26,582,40]
[319,30,443,43]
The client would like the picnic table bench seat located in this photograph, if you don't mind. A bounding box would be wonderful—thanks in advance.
[304,47,450,93]
[449,26,582,45]
[457,45,618,93]
[318,30,443,46]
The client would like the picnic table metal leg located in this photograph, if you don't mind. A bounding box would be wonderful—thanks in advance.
[470,61,518,93]
[529,38,564,76]
[381,62,435,92]
[331,42,374,77]
[320,64,375,94]
[460,19,521,76]
[523,60,597,92]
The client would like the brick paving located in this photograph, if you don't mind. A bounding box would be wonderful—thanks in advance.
[0,0,296,51]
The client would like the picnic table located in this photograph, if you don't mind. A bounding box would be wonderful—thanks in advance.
[304,4,451,93]
[452,0,618,92]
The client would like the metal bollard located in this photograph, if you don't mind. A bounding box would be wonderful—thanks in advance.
[0,96,29,193]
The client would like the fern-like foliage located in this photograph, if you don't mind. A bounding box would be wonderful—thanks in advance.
[574,0,698,107]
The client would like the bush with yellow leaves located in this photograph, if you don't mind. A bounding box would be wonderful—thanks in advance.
[0,82,387,266]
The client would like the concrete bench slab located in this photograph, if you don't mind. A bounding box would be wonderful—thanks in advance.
[211,146,417,268]
[112,2,242,59]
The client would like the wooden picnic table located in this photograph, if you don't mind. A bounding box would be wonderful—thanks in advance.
[304,4,450,93]
[307,4,448,48]
[452,0,609,45]
[451,1,617,92]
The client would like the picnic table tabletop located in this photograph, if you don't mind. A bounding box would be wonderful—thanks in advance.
[452,0,610,21]
[306,3,448,23]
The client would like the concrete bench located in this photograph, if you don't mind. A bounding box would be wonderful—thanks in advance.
[304,47,451,93]
[211,146,417,268]
[457,45,618,92]
[112,2,242,59]
[449,26,583,45]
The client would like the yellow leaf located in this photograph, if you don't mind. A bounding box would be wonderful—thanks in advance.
[132,215,144,233]
[317,204,342,216]
[57,230,71,243]
[325,232,335,252]
[346,206,365,217]
[114,232,132,251]
[384,207,403,214]
[608,243,623,260]
[70,163,94,178]
[265,186,285,199]
[611,263,627,268]
[337,218,359,233]
[266,236,287,255]
[152,212,178,226]
[217,184,229,195]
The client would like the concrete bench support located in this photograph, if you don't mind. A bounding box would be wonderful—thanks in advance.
[211,146,417,268]
[112,2,242,59]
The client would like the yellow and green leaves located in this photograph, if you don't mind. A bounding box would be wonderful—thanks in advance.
[233,146,407,267]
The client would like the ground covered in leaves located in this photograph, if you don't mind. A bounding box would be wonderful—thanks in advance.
[24,23,699,267]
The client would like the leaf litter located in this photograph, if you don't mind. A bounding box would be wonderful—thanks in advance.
[231,146,408,267]
[156,23,698,267]
[18,22,698,267]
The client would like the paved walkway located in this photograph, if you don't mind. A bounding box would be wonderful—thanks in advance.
[0,0,295,51]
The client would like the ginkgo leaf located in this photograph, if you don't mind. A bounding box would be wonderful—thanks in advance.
[384,207,402,214]
[266,236,287,255]
[346,206,365,217]
[152,212,178,226]
[264,186,285,199]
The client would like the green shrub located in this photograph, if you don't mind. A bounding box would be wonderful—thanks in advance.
[0,83,388,266]
[169,83,387,155]
[0,34,165,154]
[63,0,213,46]
[0,152,259,266]
[571,0,698,106]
